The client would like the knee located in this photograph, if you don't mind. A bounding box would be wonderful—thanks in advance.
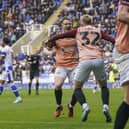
[123,82,129,104]
[54,78,64,90]
[55,84,62,90]
[74,80,83,89]
[124,93,129,105]
[29,80,32,83]
[98,80,107,88]
[36,79,39,83]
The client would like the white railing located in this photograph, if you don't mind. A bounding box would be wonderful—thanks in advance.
[25,24,43,32]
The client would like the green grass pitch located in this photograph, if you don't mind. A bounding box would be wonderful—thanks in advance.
[0,88,129,129]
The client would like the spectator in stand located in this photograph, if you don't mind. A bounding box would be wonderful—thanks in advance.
[58,0,117,37]
[0,0,61,45]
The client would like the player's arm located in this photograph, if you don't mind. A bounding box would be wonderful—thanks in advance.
[0,51,6,61]
[43,47,56,56]
[44,29,77,48]
[0,54,4,61]
[0,56,4,62]
[118,3,129,24]
[101,31,115,44]
[47,29,77,43]
[33,60,37,64]
[27,59,32,64]
[26,56,32,65]
[24,58,30,71]
[12,52,16,65]
[28,61,32,65]
[11,51,15,61]
[33,55,40,64]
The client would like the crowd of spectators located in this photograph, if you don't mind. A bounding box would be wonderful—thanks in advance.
[56,0,117,35]
[0,0,62,45]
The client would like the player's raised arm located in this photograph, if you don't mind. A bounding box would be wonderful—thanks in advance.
[44,29,77,48]
[43,47,56,56]
[118,1,129,24]
[48,29,77,43]
[101,30,115,44]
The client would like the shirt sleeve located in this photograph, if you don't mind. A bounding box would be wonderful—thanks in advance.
[27,56,32,62]
[120,0,129,6]
[46,29,77,48]
[48,29,77,42]
[101,30,115,44]
[0,51,6,57]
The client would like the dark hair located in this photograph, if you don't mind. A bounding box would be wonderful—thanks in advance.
[3,37,10,44]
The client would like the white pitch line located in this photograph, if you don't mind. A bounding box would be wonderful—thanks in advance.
[0,121,114,125]
[0,120,128,126]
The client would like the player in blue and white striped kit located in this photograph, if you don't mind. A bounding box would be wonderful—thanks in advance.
[0,37,22,104]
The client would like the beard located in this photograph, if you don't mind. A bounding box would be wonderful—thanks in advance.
[65,26,71,30]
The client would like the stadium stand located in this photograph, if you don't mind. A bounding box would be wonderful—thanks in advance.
[0,0,62,45]
[56,0,117,36]
[12,0,69,54]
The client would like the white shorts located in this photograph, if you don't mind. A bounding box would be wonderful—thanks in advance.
[74,59,107,83]
[1,66,14,82]
[113,48,129,86]
[55,66,76,82]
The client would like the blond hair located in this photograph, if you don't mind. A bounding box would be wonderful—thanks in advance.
[80,15,93,25]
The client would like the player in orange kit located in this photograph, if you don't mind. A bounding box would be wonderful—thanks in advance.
[44,17,78,118]
[113,0,129,129]
[47,15,115,122]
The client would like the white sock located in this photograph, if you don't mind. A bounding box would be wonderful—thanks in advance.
[57,104,62,107]
[16,96,21,99]
[69,103,73,108]
[103,104,109,111]
[82,103,89,111]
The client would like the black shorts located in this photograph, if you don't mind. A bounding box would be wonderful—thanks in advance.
[30,70,39,80]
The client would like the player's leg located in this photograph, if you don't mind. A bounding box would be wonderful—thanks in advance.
[113,52,129,129]
[114,82,129,129]
[73,60,91,121]
[8,71,22,103]
[93,59,112,122]
[28,71,33,95]
[0,80,5,95]
[67,93,76,117]
[98,79,112,122]
[35,70,40,95]
[67,67,77,117]
[54,67,67,117]
[35,76,39,95]
[74,80,90,121]
[0,71,7,95]
[9,82,22,103]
